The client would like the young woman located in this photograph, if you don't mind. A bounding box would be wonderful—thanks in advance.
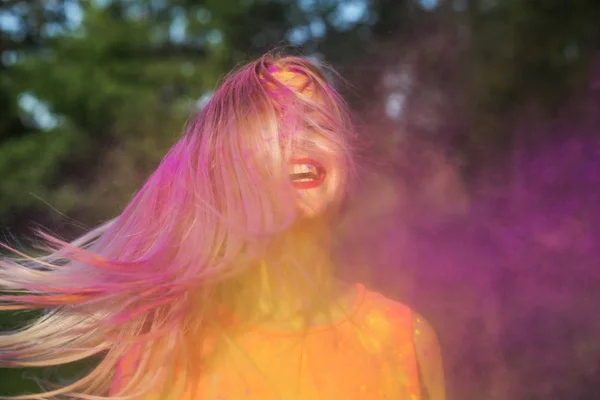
[0,51,445,399]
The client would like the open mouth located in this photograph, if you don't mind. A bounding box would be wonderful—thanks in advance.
[289,158,327,189]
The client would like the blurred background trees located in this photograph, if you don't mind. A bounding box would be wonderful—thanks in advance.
[2,0,598,233]
[1,0,599,398]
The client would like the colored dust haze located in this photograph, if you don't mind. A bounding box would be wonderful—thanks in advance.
[331,63,600,400]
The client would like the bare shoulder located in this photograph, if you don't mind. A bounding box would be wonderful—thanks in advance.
[412,311,441,351]
[412,311,446,400]
[356,288,446,399]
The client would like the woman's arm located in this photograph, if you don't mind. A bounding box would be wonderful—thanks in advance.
[413,312,446,400]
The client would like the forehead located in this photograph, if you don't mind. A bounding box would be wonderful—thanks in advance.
[267,64,316,99]
[258,64,336,142]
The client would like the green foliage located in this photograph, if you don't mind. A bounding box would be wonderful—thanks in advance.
[2,0,595,228]
[469,0,600,112]
[460,0,600,168]
[0,126,84,215]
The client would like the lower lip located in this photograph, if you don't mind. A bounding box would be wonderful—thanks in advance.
[290,158,327,189]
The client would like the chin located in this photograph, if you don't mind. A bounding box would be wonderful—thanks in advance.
[297,205,327,220]
[295,196,343,223]
[291,167,347,224]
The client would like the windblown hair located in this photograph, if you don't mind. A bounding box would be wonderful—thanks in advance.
[0,51,356,399]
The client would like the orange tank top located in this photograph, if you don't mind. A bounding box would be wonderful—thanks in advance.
[116,284,421,400]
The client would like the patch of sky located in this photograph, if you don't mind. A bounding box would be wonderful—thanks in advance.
[152,0,169,9]
[10,0,79,37]
[93,0,111,8]
[124,3,148,19]
[206,29,223,46]
[383,65,412,120]
[418,0,439,11]
[328,0,368,31]
[169,7,187,43]
[287,18,324,45]
[0,10,21,35]
[196,91,214,110]
[63,0,83,27]
[386,93,406,120]
[1,51,18,66]
[18,93,60,131]
[298,0,317,13]
[287,25,311,46]
[0,0,80,38]
[309,18,326,38]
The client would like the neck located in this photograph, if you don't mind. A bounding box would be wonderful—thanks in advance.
[265,220,335,309]
[232,218,342,328]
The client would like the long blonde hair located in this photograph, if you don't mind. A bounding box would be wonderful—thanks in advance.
[0,51,356,399]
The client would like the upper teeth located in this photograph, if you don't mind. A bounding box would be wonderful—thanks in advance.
[290,164,318,181]
[292,164,314,175]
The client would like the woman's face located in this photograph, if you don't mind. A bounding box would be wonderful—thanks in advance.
[288,128,345,219]
[262,65,347,219]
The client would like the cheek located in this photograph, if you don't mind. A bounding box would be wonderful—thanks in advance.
[295,166,345,215]
[326,165,343,191]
